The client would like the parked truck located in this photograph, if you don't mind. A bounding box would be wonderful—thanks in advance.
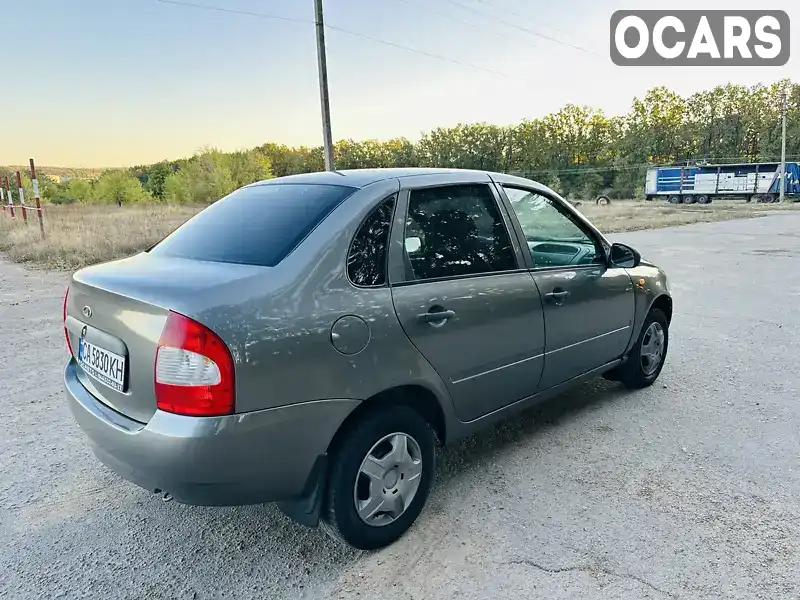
[645,162,800,204]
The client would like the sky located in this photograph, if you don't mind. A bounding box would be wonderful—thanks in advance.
[2,0,798,168]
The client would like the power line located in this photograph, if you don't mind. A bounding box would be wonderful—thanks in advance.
[471,0,575,39]
[432,0,601,56]
[154,0,307,24]
[389,0,539,49]
[153,0,535,82]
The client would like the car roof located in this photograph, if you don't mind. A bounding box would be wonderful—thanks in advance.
[246,167,500,189]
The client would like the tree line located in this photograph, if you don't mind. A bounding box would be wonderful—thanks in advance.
[24,79,800,206]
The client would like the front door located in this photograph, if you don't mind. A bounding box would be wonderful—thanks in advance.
[500,186,635,390]
[390,181,546,423]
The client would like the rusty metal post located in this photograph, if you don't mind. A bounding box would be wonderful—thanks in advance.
[29,158,45,237]
[4,177,14,218]
[16,171,28,223]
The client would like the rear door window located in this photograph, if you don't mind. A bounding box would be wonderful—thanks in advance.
[403,184,518,281]
[149,183,356,267]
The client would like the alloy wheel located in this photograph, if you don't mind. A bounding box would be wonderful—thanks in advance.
[640,321,665,376]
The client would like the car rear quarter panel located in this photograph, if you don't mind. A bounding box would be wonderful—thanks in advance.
[186,178,458,433]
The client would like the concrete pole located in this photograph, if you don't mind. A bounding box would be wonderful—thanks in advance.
[314,0,334,171]
[779,88,787,203]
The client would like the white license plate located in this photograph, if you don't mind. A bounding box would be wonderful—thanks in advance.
[78,338,126,392]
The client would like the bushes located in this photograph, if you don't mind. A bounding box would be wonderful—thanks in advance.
[161,149,273,205]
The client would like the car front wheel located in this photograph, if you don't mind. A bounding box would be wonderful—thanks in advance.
[322,405,436,550]
[611,308,669,389]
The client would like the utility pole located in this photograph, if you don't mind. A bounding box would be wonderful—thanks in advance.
[779,87,788,203]
[314,0,334,171]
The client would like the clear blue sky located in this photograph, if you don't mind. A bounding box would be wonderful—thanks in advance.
[3,0,797,167]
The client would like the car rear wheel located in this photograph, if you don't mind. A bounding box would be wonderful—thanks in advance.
[667,195,681,204]
[610,308,669,389]
[322,405,435,550]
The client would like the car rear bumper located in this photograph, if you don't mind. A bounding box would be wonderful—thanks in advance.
[64,359,360,506]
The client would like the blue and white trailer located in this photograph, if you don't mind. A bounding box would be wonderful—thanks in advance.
[645,162,800,204]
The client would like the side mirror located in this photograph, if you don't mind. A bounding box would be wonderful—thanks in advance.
[609,242,641,269]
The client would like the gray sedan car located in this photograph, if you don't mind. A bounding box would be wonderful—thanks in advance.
[63,168,671,550]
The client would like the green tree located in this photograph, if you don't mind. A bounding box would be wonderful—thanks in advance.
[228,150,272,188]
[66,178,94,203]
[26,78,798,206]
[143,161,174,200]
[95,170,150,206]
[163,149,235,205]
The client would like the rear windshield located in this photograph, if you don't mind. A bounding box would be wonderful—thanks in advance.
[149,183,357,267]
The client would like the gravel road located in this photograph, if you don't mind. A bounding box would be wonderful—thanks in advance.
[2,214,800,600]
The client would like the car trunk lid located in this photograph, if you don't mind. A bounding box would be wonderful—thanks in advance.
[66,253,264,423]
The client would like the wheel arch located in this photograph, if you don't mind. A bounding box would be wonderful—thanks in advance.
[278,384,449,529]
[649,293,673,325]
[327,384,448,455]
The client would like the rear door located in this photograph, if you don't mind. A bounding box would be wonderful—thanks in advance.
[497,184,635,390]
[389,174,546,423]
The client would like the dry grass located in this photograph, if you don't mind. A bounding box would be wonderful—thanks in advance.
[0,204,199,270]
[577,199,800,233]
[1,199,798,271]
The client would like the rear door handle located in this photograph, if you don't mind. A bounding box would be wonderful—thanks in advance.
[544,290,570,302]
[417,309,456,324]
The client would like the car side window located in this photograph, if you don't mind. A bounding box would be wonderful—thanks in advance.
[503,187,604,269]
[347,194,396,287]
[403,184,517,281]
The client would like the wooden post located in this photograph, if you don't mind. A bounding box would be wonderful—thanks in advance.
[29,159,45,237]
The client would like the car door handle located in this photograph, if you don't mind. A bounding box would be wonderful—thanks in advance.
[544,290,570,302]
[417,309,456,324]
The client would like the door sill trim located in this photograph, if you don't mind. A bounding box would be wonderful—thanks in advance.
[545,326,630,356]
[451,352,544,385]
[455,359,622,432]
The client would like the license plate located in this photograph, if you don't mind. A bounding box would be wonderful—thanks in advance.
[78,338,126,392]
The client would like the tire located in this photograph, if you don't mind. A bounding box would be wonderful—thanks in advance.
[761,194,775,204]
[612,308,669,389]
[682,195,696,204]
[322,405,436,550]
[668,195,681,204]
[696,195,710,205]
[596,195,611,206]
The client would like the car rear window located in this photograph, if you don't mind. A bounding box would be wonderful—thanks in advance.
[149,183,357,267]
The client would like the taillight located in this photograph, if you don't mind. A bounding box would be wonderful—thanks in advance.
[154,311,235,417]
[64,287,74,356]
